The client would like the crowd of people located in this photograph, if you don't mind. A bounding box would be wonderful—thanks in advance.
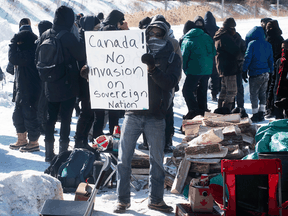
[5,5,288,214]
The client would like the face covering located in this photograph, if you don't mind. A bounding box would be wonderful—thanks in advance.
[147,37,167,55]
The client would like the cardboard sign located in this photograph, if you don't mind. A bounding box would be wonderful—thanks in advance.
[85,29,148,110]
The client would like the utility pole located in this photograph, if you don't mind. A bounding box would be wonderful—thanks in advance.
[221,0,224,19]
[165,0,168,11]
[254,0,256,18]
[277,0,279,16]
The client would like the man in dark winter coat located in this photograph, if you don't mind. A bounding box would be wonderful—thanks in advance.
[269,40,288,118]
[8,27,41,152]
[261,17,272,36]
[36,6,85,162]
[74,15,100,150]
[114,20,181,214]
[204,11,221,102]
[36,20,53,135]
[214,17,240,111]
[265,20,284,118]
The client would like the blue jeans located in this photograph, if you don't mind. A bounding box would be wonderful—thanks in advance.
[117,114,166,204]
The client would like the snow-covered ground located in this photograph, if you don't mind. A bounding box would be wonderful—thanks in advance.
[0,0,288,215]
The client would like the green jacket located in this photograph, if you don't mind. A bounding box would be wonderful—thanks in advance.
[181,28,216,75]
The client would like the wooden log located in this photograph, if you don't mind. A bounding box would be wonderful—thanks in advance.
[131,168,150,175]
[164,174,175,188]
[241,134,255,145]
[220,135,243,146]
[185,143,221,155]
[205,113,241,123]
[189,162,210,173]
[242,145,251,156]
[181,135,196,144]
[131,157,150,168]
[237,117,252,131]
[173,144,188,158]
[184,124,201,136]
[171,157,191,194]
[222,125,241,136]
[210,163,221,173]
[182,116,204,126]
[188,129,224,145]
[185,146,228,159]
[186,158,221,164]
[198,125,224,135]
[203,119,234,127]
[204,112,222,118]
[225,149,245,159]
[171,157,183,167]
[226,144,239,152]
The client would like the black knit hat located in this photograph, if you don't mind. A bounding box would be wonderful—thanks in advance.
[139,17,151,29]
[53,6,75,29]
[103,10,124,26]
[97,12,104,20]
[183,20,196,34]
[223,17,236,28]
[19,18,31,29]
[38,20,52,36]
[261,17,272,24]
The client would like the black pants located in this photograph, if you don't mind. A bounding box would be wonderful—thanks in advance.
[93,110,120,137]
[165,102,174,146]
[13,101,40,141]
[75,98,94,141]
[182,74,209,112]
[210,60,221,96]
[37,85,48,129]
[236,72,244,108]
[45,97,76,143]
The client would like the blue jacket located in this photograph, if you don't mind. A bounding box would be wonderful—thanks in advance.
[243,26,274,76]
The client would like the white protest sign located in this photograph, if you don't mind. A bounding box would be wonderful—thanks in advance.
[85,29,148,110]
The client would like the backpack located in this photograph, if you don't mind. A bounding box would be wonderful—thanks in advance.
[36,29,68,82]
[57,148,96,192]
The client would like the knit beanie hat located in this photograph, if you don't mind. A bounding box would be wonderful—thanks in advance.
[38,20,52,36]
[223,17,236,28]
[53,6,75,29]
[139,17,151,29]
[19,18,31,28]
[183,20,196,34]
[103,10,124,26]
[97,12,104,21]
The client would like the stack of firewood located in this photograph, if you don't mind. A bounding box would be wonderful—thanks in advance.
[163,112,259,194]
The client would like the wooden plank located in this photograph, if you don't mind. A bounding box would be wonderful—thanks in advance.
[185,146,228,159]
[241,134,255,145]
[171,158,191,194]
[184,124,201,136]
[182,116,204,126]
[164,174,175,188]
[220,135,243,146]
[204,112,222,118]
[185,143,221,155]
[131,168,150,175]
[186,158,221,164]
[189,162,210,173]
[225,149,245,159]
[222,125,241,136]
[203,119,234,127]
[210,163,221,173]
[206,113,241,123]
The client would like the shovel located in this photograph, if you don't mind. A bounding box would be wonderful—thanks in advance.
[40,153,111,216]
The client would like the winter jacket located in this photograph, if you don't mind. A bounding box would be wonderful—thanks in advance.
[214,27,241,77]
[204,11,219,39]
[268,58,280,101]
[36,6,85,102]
[8,30,41,105]
[243,26,274,76]
[181,28,216,75]
[266,20,284,63]
[128,21,181,119]
[233,32,246,73]
[276,49,288,98]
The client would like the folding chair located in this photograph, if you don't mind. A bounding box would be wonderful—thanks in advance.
[221,159,283,216]
[39,153,111,216]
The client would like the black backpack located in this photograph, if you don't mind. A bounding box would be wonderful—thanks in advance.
[57,148,96,192]
[36,29,67,82]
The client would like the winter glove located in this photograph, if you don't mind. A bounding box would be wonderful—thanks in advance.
[141,53,155,73]
[80,65,89,80]
[242,71,248,83]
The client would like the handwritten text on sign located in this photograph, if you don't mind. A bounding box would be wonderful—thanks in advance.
[85,30,148,110]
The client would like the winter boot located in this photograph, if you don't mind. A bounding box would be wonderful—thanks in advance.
[222,101,233,111]
[59,141,69,154]
[20,139,40,152]
[258,111,265,122]
[9,132,28,150]
[251,112,259,123]
[45,142,55,162]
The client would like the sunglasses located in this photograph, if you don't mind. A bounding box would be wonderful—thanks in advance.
[148,31,163,37]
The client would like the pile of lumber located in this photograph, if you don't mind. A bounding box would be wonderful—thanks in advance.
[164,112,258,194]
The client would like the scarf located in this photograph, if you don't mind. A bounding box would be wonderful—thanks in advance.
[147,37,167,55]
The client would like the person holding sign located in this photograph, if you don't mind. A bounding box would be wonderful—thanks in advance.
[114,20,181,213]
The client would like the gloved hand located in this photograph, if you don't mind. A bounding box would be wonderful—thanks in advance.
[242,70,248,83]
[141,53,155,73]
[80,65,89,80]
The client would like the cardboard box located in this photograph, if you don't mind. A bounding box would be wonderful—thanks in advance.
[189,185,214,212]
[175,203,221,216]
